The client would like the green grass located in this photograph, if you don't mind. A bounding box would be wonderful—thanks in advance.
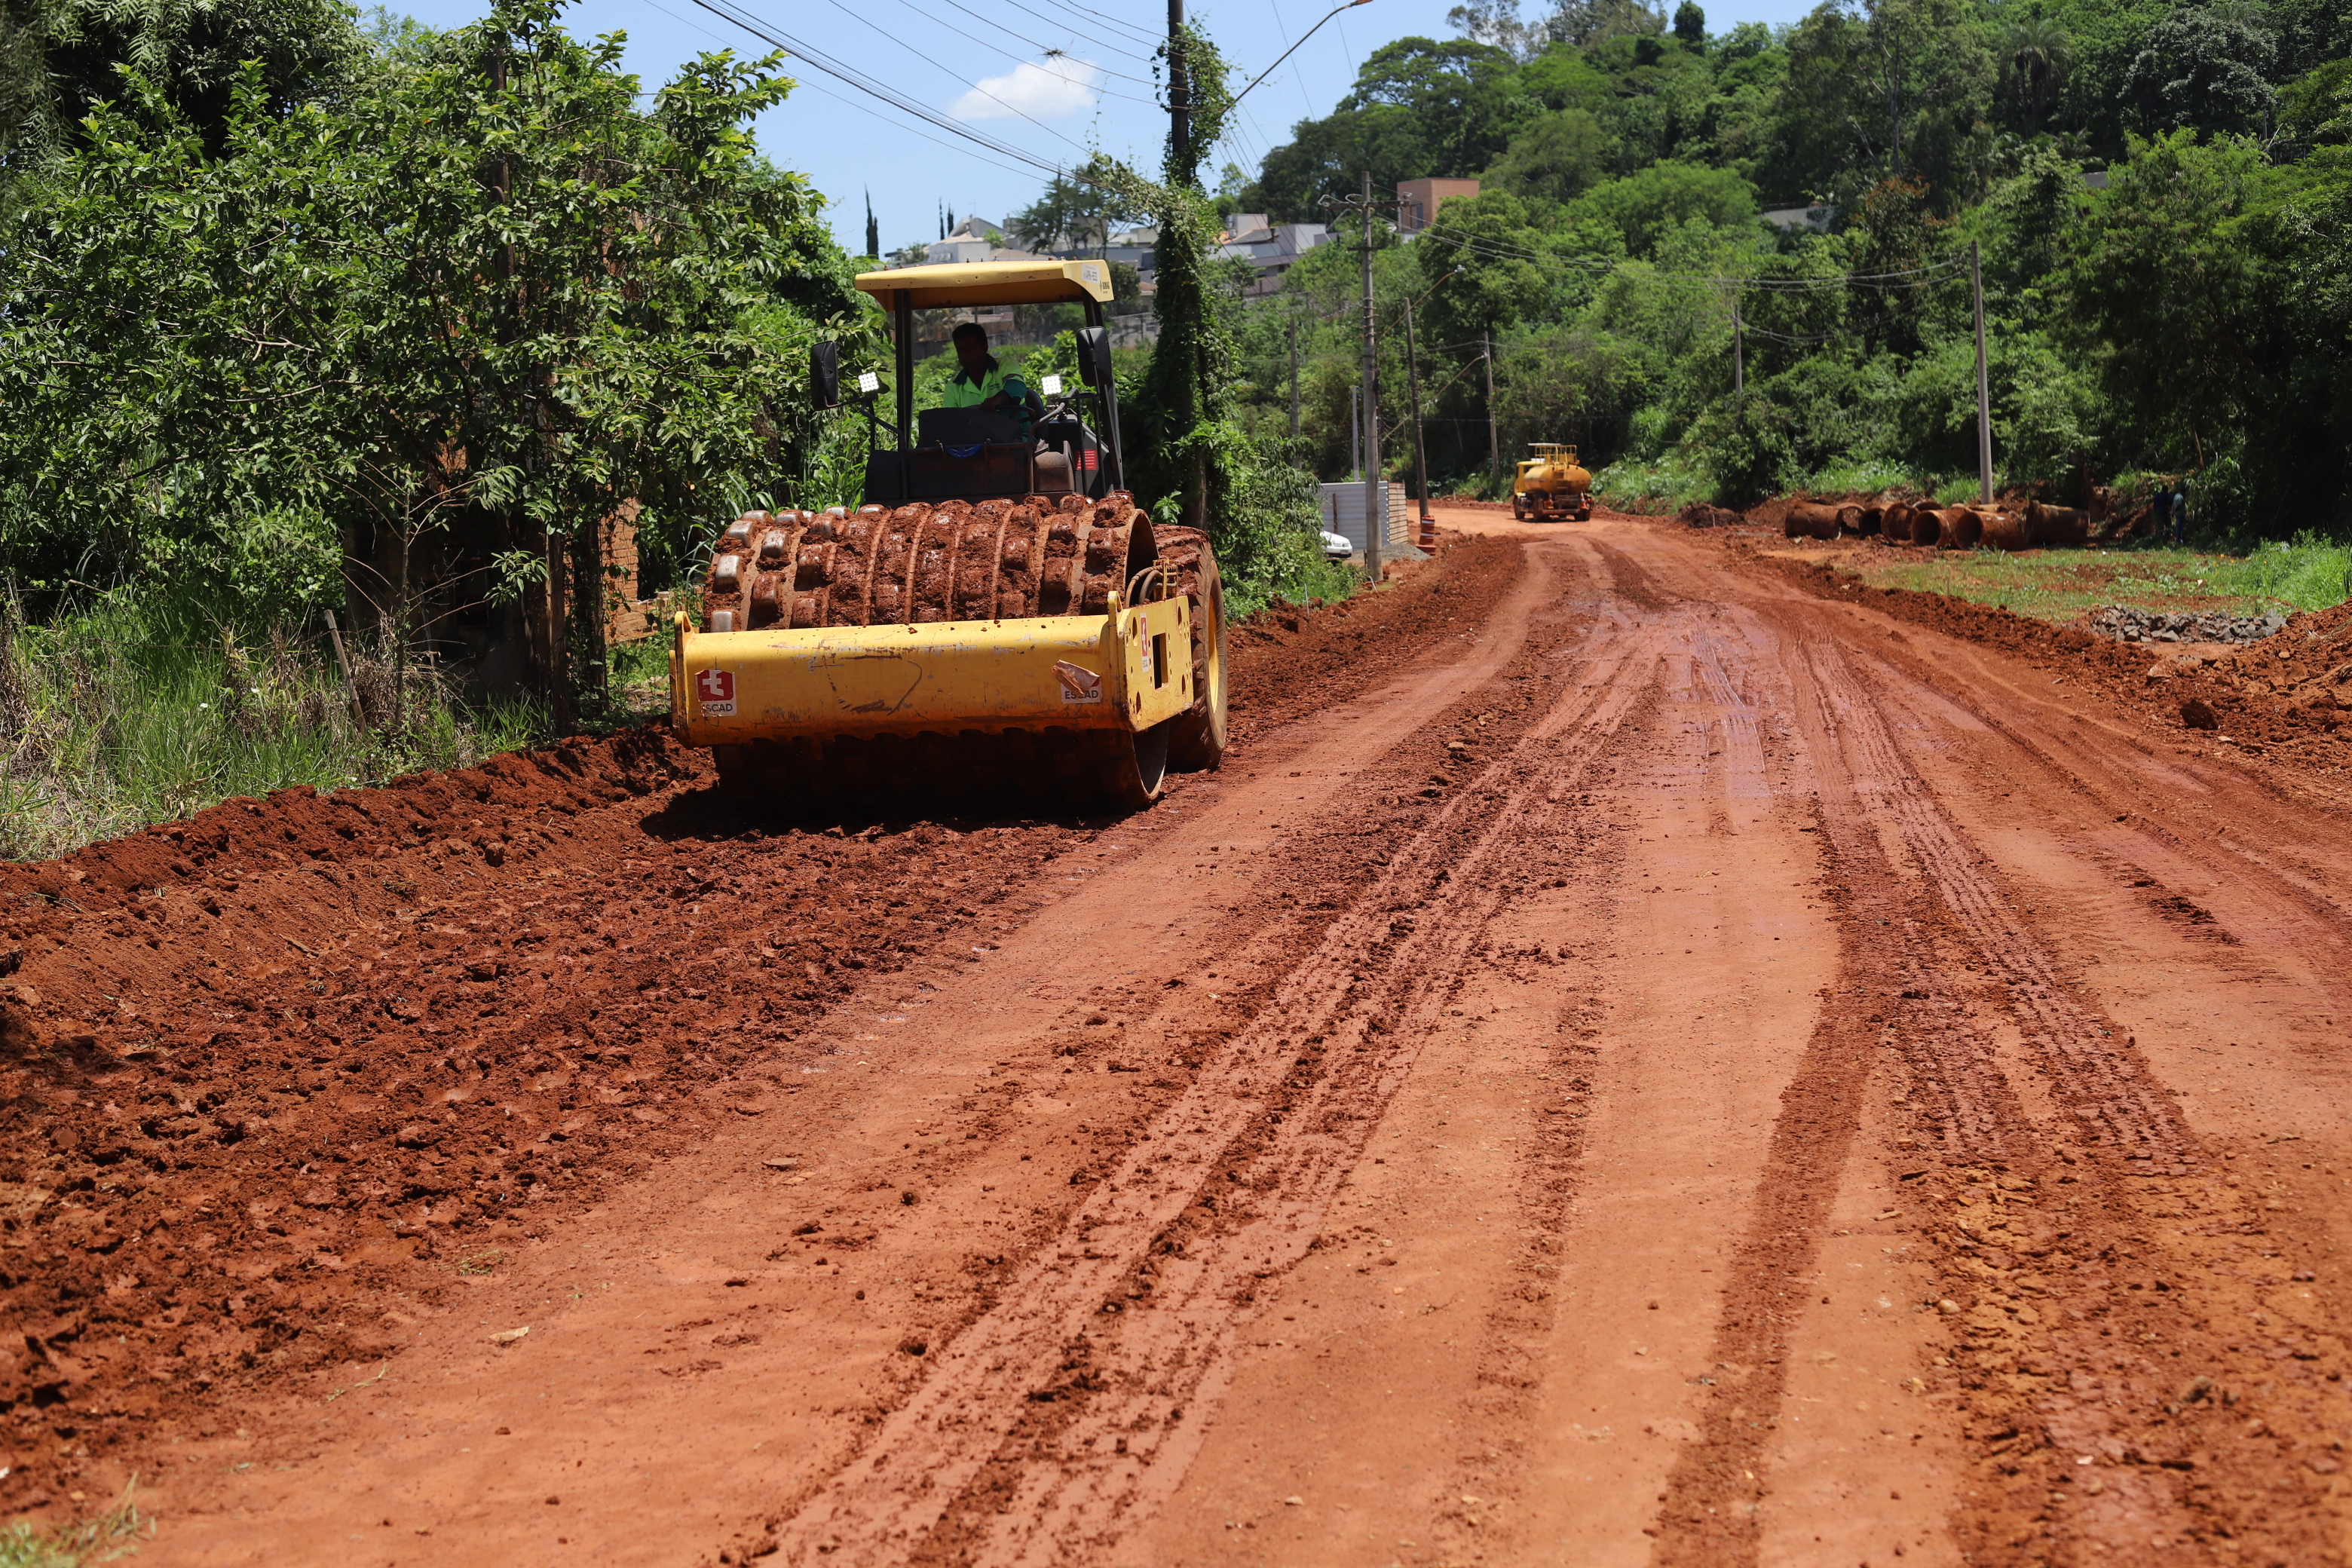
[1804,457,1921,497]
[0,1484,152,1566]
[2,588,546,862]
[1829,536,2352,625]
[1591,451,1714,512]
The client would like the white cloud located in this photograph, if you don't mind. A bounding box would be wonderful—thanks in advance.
[949,57,1102,122]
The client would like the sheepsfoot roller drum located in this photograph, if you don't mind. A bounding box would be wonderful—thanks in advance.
[669,492,1228,814]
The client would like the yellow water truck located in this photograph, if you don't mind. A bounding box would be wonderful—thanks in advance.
[1511,443,1592,522]
[668,260,1227,814]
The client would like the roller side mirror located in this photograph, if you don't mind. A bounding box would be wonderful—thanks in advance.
[1075,326,1112,388]
[810,340,841,410]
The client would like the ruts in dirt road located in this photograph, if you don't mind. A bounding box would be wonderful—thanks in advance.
[7,517,2352,1568]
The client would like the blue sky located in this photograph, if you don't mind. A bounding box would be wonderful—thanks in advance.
[392,0,1821,256]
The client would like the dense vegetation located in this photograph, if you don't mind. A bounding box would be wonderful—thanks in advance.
[0,0,1340,853]
[1202,0,2352,541]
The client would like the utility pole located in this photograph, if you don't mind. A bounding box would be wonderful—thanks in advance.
[1319,177,1403,577]
[1732,293,1744,404]
[1971,239,1992,504]
[1350,386,1361,478]
[1483,328,1500,490]
[1403,294,1432,534]
[1288,314,1300,439]
[1167,0,1190,177]
[1358,173,1383,580]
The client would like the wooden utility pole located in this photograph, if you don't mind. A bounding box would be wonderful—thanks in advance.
[1403,295,1432,531]
[1971,239,1992,504]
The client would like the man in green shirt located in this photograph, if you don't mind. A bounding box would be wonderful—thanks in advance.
[939,322,1036,439]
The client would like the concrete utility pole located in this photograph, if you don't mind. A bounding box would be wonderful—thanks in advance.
[1288,314,1300,439]
[1358,173,1383,580]
[1167,0,1189,176]
[1971,239,1992,504]
[1319,177,1404,576]
[1403,294,1432,532]
[1483,329,1500,488]
[1732,294,1744,403]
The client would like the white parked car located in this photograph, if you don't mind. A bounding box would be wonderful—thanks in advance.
[1320,528,1352,560]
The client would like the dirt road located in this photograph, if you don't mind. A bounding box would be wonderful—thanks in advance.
[9,514,2352,1567]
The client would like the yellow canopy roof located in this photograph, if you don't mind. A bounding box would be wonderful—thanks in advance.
[855,259,1115,308]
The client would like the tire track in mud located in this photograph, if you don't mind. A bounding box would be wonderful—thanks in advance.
[768,550,1668,1566]
[1813,643,2198,1170]
[1644,596,2350,1567]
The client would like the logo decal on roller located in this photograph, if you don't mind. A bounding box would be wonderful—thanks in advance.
[697,668,737,716]
[1055,661,1104,704]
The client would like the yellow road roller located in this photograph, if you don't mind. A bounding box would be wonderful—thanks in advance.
[669,260,1227,812]
[1511,443,1592,522]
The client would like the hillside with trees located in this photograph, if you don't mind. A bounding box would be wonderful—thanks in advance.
[1208,0,2351,538]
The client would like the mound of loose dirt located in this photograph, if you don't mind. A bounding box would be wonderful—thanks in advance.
[0,532,1520,1515]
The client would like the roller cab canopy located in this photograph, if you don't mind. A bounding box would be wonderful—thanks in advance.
[854,259,1115,309]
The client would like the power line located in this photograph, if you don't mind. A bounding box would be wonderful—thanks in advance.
[645,0,1065,189]
[932,0,1165,73]
[878,0,1164,98]
[1059,0,1168,51]
[799,0,1109,153]
[683,0,1076,182]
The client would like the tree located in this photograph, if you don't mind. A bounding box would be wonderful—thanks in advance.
[18,0,366,158]
[0,0,871,719]
[2122,5,2280,139]
[1674,2,1706,46]
[1339,35,1525,177]
[2002,15,2071,136]
[1485,106,1616,200]
[1569,159,1759,253]
[1784,0,1993,197]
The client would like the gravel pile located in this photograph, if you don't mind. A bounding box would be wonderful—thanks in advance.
[2087,604,2286,644]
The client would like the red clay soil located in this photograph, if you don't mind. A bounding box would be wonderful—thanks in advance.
[1748,544,2352,773]
[11,519,2352,1568]
[0,536,1519,1517]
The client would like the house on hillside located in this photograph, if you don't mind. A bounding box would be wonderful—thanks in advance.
[1214,218,1332,297]
[1395,178,1480,233]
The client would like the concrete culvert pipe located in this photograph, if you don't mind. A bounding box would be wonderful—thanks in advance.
[1979,510,2032,552]
[1882,505,1914,544]
[1933,507,1983,550]
[1851,505,1883,537]
[1784,501,1842,540]
[2029,502,2090,548]
[1909,507,1942,548]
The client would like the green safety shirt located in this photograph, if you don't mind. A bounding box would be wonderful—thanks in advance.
[940,358,1033,437]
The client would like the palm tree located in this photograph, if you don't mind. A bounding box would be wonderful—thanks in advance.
[2004,16,2072,137]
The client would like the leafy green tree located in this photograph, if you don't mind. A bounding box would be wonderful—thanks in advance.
[2121,5,2280,138]
[1674,2,1706,44]
[0,0,871,719]
[2280,55,2352,150]
[1485,106,1616,200]
[2001,15,2071,136]
[1567,159,1758,253]
[15,0,366,158]
[1784,0,1994,199]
